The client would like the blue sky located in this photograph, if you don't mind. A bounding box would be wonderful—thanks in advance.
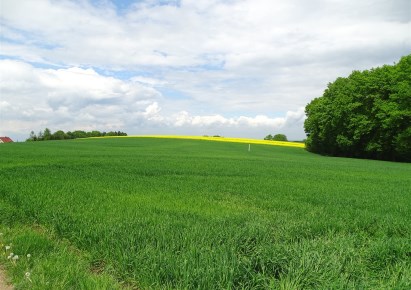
[0,0,410,141]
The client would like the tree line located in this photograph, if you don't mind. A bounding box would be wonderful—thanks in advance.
[304,54,410,162]
[264,134,288,141]
[26,128,128,141]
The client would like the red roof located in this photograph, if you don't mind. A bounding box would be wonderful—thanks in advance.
[0,137,13,143]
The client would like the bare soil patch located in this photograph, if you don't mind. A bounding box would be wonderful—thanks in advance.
[0,268,13,290]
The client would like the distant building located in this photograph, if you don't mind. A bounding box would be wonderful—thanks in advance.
[0,137,13,143]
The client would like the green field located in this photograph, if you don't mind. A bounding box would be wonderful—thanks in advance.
[0,137,410,289]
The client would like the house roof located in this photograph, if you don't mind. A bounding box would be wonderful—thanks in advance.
[0,137,13,143]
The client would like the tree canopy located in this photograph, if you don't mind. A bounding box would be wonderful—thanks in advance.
[304,54,411,162]
[264,134,288,141]
[26,129,128,141]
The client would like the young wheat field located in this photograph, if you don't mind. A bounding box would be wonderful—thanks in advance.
[0,137,410,289]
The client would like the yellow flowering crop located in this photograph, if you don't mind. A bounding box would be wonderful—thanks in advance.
[95,135,305,148]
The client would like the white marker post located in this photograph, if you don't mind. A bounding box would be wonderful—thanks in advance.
[248,144,251,152]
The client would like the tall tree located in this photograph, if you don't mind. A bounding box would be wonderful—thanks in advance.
[43,128,52,140]
[26,131,37,141]
[304,54,411,162]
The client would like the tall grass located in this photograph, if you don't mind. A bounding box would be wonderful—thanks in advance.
[0,137,410,289]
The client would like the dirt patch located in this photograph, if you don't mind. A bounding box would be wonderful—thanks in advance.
[0,268,13,290]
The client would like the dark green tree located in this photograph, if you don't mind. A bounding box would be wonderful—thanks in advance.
[37,130,44,141]
[52,130,67,140]
[106,131,117,136]
[43,128,52,140]
[27,129,128,141]
[106,131,127,136]
[273,134,288,141]
[90,130,102,137]
[26,131,37,141]
[304,54,411,162]
[66,131,75,139]
[72,130,87,139]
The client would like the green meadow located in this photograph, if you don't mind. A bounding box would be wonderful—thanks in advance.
[0,137,410,289]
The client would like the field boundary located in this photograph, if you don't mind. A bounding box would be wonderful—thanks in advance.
[87,135,306,148]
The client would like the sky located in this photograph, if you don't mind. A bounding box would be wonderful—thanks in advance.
[0,0,410,141]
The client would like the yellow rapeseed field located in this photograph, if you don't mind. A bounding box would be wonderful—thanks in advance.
[95,135,305,148]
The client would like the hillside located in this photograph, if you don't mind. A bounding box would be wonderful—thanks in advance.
[0,137,410,289]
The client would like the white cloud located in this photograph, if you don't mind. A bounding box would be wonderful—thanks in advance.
[0,100,11,109]
[0,60,157,135]
[2,0,409,69]
[0,60,305,140]
[169,107,304,129]
[0,0,410,140]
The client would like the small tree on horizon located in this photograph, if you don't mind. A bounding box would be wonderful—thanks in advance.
[264,134,288,141]
[273,134,288,141]
[264,134,273,140]
[43,128,52,140]
[26,131,37,141]
[52,130,67,140]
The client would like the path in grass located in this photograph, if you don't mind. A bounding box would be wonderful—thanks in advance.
[0,268,13,290]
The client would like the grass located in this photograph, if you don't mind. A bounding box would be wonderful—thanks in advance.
[0,137,410,289]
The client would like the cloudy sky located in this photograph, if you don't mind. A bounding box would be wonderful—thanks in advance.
[0,0,410,141]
